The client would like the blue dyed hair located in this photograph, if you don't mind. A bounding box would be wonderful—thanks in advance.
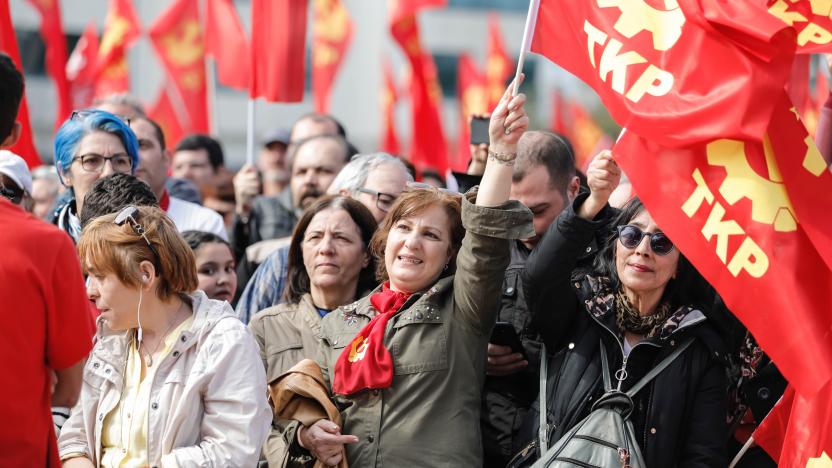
[53,109,139,186]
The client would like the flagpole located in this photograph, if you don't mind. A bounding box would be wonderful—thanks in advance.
[198,0,218,135]
[246,98,256,167]
[728,436,754,468]
[512,0,540,96]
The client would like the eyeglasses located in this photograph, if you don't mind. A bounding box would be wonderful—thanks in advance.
[357,187,398,213]
[616,225,675,256]
[114,206,163,274]
[72,153,133,174]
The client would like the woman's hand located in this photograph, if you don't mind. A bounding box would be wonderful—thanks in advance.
[298,419,358,466]
[488,75,528,154]
[579,150,621,220]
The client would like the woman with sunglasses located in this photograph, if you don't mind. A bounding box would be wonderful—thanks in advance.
[51,109,139,242]
[277,81,534,467]
[58,206,270,467]
[518,151,727,467]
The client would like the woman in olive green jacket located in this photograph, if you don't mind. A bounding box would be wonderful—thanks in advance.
[248,196,377,465]
[284,81,534,467]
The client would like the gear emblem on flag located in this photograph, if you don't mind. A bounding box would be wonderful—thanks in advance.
[706,138,798,232]
[596,0,686,51]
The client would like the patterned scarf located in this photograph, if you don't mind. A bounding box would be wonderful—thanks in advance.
[614,290,671,337]
[332,282,412,395]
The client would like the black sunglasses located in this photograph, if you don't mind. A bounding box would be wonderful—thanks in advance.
[114,206,163,274]
[616,225,675,256]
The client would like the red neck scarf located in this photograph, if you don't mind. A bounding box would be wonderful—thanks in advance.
[332,282,412,395]
[159,189,171,211]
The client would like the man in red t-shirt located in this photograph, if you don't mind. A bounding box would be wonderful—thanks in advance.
[0,52,94,467]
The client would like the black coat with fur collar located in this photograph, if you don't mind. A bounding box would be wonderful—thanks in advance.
[518,194,728,468]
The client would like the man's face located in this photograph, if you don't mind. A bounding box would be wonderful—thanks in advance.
[172,148,214,188]
[290,139,346,210]
[355,163,409,223]
[290,118,338,143]
[510,165,570,250]
[258,141,288,173]
[131,119,169,197]
[31,178,58,219]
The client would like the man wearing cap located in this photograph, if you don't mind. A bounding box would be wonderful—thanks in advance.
[0,150,33,212]
[259,128,290,196]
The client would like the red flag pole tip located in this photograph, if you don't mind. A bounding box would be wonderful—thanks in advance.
[512,0,540,97]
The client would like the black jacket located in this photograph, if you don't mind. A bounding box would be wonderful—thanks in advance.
[229,187,298,261]
[519,194,728,468]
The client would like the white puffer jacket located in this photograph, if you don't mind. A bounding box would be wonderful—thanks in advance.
[58,291,270,467]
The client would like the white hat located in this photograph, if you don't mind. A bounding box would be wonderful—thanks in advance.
[0,150,33,194]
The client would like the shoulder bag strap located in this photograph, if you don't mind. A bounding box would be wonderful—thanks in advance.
[538,342,549,453]
[598,339,613,391]
[625,337,695,398]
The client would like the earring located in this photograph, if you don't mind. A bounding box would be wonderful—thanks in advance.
[443,262,449,271]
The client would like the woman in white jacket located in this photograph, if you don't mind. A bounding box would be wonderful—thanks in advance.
[59,205,270,468]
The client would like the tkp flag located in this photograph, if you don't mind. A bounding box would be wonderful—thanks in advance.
[531,0,796,147]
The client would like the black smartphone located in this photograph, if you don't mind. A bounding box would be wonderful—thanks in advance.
[490,321,525,356]
[470,116,490,145]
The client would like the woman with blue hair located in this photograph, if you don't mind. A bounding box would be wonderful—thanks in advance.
[50,110,139,241]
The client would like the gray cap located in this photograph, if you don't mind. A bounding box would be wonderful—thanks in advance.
[261,128,290,146]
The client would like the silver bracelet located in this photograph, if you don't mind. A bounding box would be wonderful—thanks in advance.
[488,149,517,166]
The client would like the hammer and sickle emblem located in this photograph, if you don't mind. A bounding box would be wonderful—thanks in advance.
[705,137,798,232]
[597,0,686,51]
[160,19,204,67]
[348,336,369,362]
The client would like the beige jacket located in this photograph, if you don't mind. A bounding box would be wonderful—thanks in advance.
[57,291,271,467]
[269,359,347,468]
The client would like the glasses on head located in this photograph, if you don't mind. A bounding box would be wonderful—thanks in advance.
[71,109,131,126]
[356,187,398,213]
[616,225,675,256]
[113,206,163,274]
[72,153,133,174]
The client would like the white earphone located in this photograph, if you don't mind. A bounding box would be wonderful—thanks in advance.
[137,274,149,347]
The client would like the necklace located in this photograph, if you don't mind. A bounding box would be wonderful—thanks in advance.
[140,302,188,367]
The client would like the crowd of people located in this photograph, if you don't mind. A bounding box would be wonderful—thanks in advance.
[0,46,802,467]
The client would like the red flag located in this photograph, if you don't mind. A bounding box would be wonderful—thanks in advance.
[250,0,309,102]
[754,382,832,466]
[614,93,832,397]
[380,59,401,156]
[531,0,796,147]
[817,65,829,112]
[0,0,39,167]
[95,0,141,99]
[390,0,448,174]
[66,22,99,110]
[312,0,353,113]
[768,0,832,53]
[147,84,186,150]
[148,0,209,134]
[485,14,512,112]
[455,53,486,172]
[570,102,606,171]
[26,0,71,128]
[787,55,815,134]
[204,0,249,90]
[551,90,572,139]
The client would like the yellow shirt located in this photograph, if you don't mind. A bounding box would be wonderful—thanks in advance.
[100,317,193,468]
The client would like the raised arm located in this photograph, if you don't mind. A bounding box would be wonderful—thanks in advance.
[524,151,620,348]
[454,78,535,334]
